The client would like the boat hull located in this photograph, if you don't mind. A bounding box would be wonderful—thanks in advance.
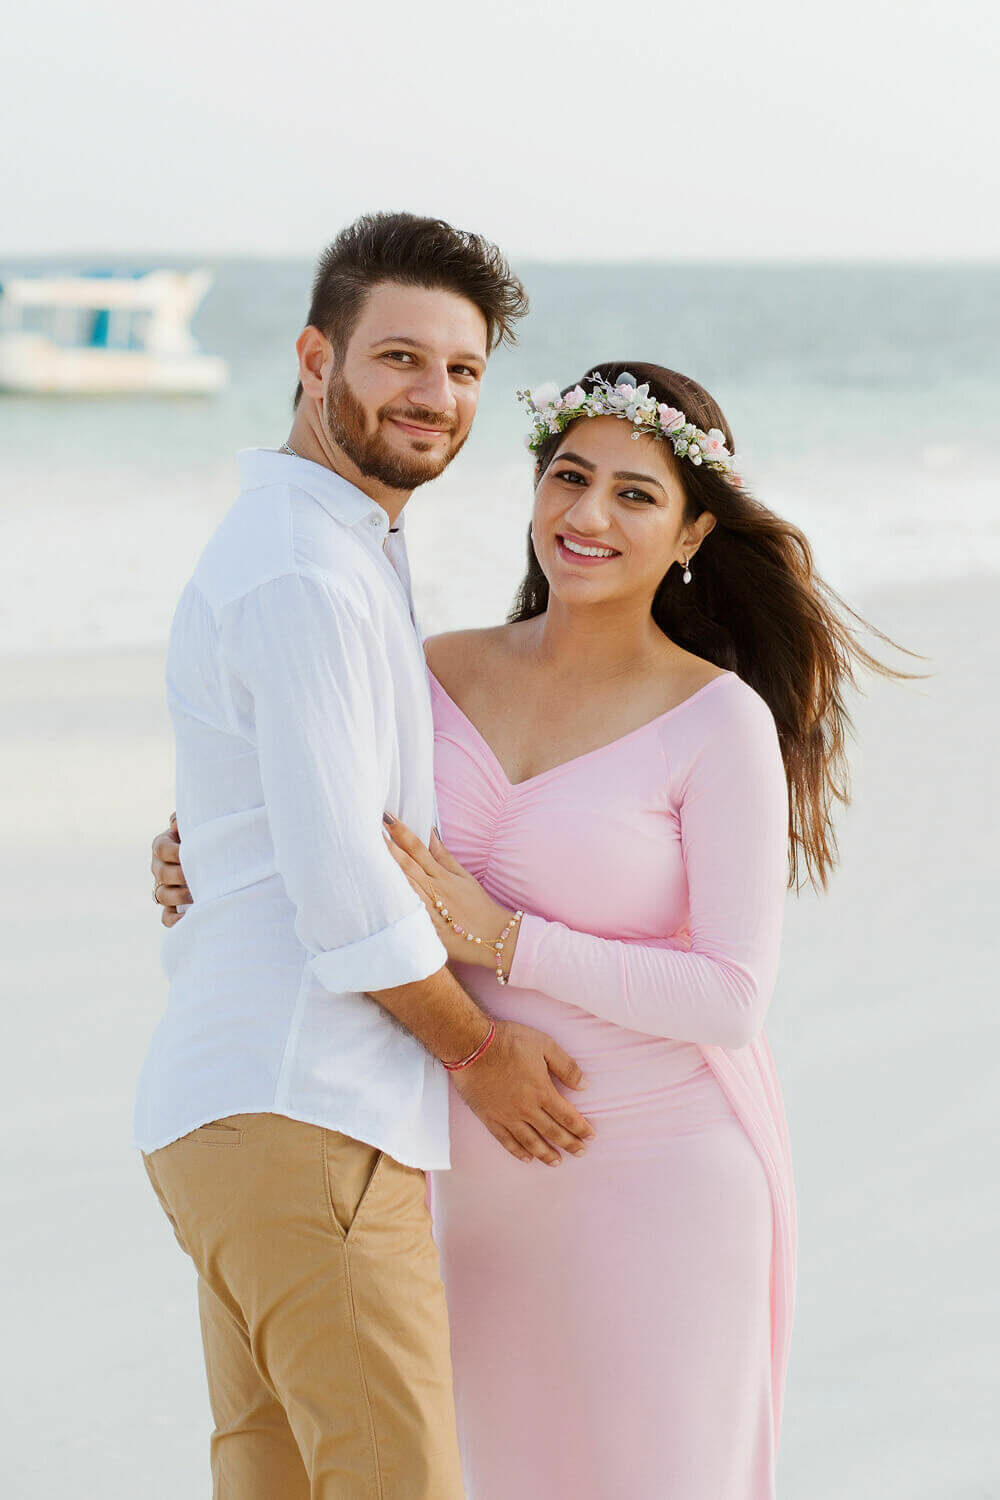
[0,334,227,395]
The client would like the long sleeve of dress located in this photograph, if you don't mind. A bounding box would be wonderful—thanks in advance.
[506,681,789,1049]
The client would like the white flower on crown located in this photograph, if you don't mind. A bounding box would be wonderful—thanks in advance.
[530,381,563,410]
[625,385,655,422]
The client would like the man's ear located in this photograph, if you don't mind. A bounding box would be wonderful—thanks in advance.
[296,326,332,403]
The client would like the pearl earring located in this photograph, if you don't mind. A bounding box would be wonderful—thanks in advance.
[682,554,692,584]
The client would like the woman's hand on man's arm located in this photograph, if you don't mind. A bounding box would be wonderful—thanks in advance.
[382,815,521,973]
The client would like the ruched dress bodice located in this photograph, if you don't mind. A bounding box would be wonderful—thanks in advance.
[432,669,751,1143]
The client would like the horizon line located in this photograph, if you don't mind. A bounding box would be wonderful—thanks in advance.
[2,250,998,271]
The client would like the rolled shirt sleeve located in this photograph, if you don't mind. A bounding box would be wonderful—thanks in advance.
[222,570,447,994]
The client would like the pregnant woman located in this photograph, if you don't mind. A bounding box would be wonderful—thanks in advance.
[153,364,899,1497]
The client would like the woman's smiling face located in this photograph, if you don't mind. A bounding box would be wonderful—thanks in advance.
[531,416,715,610]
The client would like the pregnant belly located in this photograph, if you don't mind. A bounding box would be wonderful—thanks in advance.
[453,962,739,1164]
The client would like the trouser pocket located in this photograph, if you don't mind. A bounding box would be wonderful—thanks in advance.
[323,1130,383,1238]
[188,1118,244,1146]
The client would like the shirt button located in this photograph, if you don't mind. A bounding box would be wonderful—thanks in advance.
[369,517,381,528]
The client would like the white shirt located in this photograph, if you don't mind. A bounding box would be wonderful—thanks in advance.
[134,449,450,1168]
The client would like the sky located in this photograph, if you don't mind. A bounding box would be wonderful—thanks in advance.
[4,0,998,262]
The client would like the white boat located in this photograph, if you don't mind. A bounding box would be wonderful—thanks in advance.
[0,268,228,394]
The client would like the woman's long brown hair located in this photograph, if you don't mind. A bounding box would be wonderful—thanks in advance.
[509,361,919,892]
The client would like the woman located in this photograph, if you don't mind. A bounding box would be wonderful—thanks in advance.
[153,363,901,1497]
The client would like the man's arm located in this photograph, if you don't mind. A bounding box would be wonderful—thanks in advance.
[162,572,593,1163]
[152,819,592,1163]
[224,574,446,995]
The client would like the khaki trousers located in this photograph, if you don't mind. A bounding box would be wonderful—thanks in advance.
[143,1113,464,1499]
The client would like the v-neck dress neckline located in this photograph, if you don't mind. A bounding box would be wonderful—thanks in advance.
[426,665,735,792]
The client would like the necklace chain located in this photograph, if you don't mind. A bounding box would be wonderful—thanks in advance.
[278,439,398,537]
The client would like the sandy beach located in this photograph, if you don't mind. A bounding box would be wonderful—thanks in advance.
[1,574,996,1498]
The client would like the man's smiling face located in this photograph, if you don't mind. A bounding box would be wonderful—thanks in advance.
[321,281,489,491]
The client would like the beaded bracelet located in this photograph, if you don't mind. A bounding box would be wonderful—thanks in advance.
[492,910,524,985]
[433,898,524,986]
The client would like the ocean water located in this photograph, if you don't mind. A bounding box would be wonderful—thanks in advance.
[2,260,998,653]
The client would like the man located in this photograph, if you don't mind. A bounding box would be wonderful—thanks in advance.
[138,212,593,1500]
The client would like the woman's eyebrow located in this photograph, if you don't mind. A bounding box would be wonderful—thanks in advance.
[556,453,665,492]
[613,470,665,490]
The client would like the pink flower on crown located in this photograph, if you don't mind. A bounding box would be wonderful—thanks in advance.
[700,428,732,462]
[658,404,685,433]
[564,385,588,407]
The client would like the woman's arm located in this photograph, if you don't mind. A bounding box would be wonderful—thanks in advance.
[508,688,789,1049]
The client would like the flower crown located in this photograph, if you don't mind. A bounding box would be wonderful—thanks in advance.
[516,371,741,483]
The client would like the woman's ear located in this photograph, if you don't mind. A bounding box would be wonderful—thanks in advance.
[683,511,717,559]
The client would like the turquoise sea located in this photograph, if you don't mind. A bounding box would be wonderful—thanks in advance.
[2,259,998,651]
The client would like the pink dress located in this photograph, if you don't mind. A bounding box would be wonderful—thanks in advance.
[427,667,797,1500]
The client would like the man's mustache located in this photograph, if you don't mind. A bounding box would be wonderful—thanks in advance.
[382,405,457,432]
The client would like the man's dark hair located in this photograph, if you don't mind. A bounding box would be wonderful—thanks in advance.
[293,211,528,406]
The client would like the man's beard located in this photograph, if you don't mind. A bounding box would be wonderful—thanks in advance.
[323,370,469,491]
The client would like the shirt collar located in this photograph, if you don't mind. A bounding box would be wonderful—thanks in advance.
[237,448,403,538]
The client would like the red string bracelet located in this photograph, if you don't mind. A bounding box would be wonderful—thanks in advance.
[442,1019,497,1072]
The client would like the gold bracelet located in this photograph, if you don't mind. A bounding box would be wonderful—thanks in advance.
[434,900,524,986]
